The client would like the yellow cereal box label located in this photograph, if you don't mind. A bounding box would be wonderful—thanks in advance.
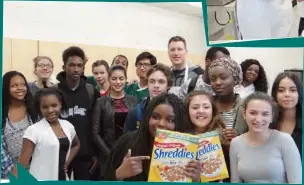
[197,131,229,182]
[148,129,198,182]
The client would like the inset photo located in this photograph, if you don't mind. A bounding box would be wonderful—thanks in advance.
[207,0,303,42]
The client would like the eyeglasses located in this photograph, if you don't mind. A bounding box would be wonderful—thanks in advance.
[37,64,53,69]
[136,63,151,68]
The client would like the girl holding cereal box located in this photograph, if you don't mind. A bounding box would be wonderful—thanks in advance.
[185,90,230,182]
[229,92,302,183]
[104,93,201,182]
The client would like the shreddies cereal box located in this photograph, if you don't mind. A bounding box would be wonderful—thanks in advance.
[148,129,198,182]
[197,131,229,182]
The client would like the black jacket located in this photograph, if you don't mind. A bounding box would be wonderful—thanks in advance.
[92,94,137,156]
[56,71,100,159]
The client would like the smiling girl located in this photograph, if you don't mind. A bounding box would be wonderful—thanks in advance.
[92,65,137,177]
[271,72,302,157]
[238,59,268,98]
[2,71,38,162]
[230,92,302,183]
[104,93,200,182]
[28,56,55,96]
[185,90,230,182]
[17,88,80,180]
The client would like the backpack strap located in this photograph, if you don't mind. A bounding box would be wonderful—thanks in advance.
[28,82,36,89]
[55,83,95,107]
[85,83,95,108]
[136,104,143,123]
[187,76,199,93]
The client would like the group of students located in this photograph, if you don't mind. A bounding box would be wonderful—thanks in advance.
[1,36,302,183]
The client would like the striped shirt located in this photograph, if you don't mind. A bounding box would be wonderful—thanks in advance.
[220,109,235,129]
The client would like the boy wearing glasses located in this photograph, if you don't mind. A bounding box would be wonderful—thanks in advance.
[125,52,157,102]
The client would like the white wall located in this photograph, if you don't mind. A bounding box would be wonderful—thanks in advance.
[3,1,303,89]
[3,1,206,53]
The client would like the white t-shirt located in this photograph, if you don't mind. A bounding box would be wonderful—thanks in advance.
[236,84,256,99]
[23,118,76,180]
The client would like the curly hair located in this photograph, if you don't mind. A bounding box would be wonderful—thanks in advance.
[209,57,243,86]
[240,59,268,93]
[34,87,68,119]
[62,46,85,64]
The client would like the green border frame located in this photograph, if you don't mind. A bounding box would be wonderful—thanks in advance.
[0,1,303,184]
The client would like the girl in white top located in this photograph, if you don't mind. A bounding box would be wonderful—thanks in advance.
[237,59,268,99]
[16,88,80,181]
[230,92,302,183]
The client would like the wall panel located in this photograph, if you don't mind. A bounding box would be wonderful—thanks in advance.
[3,38,12,75]
[11,38,38,81]
[82,44,119,76]
[38,41,83,80]
[118,47,147,80]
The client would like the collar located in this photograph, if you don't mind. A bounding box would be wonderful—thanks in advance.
[213,94,241,109]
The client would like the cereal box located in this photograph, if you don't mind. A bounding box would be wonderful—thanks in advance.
[197,131,229,182]
[148,129,198,182]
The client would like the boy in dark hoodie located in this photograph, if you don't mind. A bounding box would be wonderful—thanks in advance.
[57,46,100,180]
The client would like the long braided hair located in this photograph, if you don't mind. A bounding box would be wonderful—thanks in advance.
[128,93,193,180]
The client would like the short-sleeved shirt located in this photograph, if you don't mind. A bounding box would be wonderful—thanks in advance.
[23,118,76,180]
[125,82,149,102]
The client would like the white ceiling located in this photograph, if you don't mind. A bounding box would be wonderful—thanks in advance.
[146,2,203,18]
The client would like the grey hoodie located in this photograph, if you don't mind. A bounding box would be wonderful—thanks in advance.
[171,64,204,87]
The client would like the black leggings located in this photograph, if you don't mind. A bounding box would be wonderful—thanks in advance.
[67,158,100,180]
[299,17,304,36]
